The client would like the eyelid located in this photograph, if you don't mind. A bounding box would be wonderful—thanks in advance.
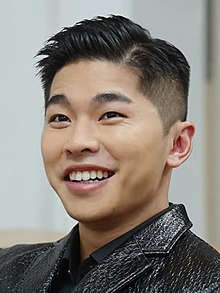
[48,114,70,123]
[99,111,125,120]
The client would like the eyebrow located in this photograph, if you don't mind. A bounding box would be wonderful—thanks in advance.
[45,91,133,111]
[92,92,133,105]
[45,94,70,110]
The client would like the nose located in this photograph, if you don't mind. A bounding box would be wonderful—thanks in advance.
[63,120,100,156]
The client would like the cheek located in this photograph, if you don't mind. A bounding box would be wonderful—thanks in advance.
[41,130,62,166]
[102,125,158,160]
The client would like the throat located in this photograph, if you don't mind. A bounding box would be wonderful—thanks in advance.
[78,222,132,261]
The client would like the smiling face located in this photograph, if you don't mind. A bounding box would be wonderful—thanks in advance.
[41,60,175,229]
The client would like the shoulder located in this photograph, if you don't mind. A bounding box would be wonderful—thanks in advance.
[0,241,54,270]
[168,230,220,291]
[0,232,72,292]
[0,242,53,291]
[182,230,220,264]
[0,241,53,257]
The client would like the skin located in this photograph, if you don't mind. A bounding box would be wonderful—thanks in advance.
[41,60,195,260]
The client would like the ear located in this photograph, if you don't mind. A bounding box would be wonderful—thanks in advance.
[166,121,195,168]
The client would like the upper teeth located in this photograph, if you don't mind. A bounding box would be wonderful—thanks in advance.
[69,170,109,181]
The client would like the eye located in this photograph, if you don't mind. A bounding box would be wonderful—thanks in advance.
[49,114,70,123]
[99,111,124,120]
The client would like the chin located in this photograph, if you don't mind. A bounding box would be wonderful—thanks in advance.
[65,206,115,226]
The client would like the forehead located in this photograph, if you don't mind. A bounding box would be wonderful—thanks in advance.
[49,60,140,99]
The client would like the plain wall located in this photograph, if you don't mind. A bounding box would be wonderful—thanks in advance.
[0,0,208,239]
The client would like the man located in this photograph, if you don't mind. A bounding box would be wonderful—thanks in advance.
[0,15,219,292]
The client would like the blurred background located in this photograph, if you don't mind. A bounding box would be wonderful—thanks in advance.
[0,0,219,245]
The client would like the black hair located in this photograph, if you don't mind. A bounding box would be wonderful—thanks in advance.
[36,15,190,133]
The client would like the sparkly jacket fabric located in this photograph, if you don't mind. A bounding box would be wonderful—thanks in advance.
[0,204,220,292]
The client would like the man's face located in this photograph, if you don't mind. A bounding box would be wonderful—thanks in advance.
[41,60,173,228]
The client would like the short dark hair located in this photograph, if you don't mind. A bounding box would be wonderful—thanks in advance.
[36,15,190,134]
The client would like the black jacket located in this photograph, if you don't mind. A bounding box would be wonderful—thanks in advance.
[0,204,220,292]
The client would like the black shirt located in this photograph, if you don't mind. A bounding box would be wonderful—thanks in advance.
[50,205,172,292]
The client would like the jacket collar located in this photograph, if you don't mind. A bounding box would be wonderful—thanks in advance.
[136,203,192,254]
[16,204,192,292]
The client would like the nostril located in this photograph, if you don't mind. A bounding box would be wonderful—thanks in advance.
[63,140,100,156]
[81,148,92,153]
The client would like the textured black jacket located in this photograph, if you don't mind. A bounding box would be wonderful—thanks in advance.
[0,204,220,292]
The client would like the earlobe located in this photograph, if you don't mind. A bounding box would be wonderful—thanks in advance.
[167,122,195,168]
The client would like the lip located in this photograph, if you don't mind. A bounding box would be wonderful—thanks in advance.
[63,164,116,194]
[65,176,113,193]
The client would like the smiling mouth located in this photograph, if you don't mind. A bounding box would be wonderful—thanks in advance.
[66,170,115,183]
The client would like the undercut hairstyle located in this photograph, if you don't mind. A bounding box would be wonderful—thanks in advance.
[36,15,190,134]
